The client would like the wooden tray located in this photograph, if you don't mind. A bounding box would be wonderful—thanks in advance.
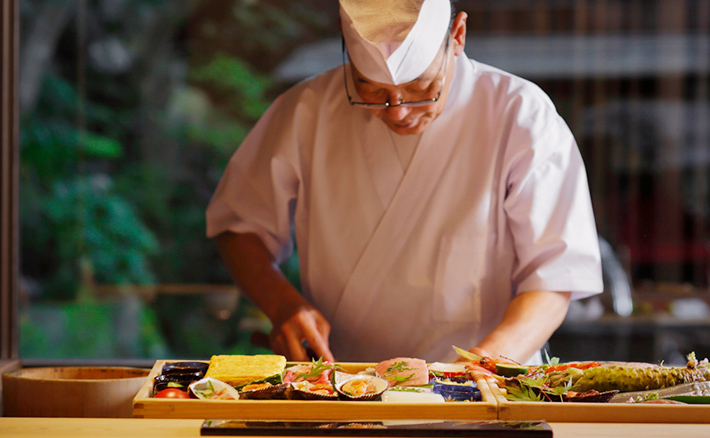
[486,377,710,423]
[132,360,498,421]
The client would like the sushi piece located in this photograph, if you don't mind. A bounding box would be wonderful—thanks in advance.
[282,357,340,400]
[282,357,338,385]
[375,357,429,387]
[428,362,468,380]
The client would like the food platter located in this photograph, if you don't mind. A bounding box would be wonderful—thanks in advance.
[132,360,498,420]
[486,377,710,424]
[132,354,710,423]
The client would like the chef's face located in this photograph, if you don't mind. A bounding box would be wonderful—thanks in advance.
[348,12,467,136]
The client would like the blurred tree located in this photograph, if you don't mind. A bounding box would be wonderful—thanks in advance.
[19,0,336,358]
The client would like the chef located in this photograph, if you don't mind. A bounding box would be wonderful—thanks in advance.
[206,0,603,364]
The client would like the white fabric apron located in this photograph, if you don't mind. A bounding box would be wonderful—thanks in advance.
[207,56,603,363]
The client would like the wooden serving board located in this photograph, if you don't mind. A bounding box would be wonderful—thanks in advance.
[132,360,498,421]
[486,377,710,423]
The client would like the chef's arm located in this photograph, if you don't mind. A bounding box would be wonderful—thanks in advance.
[472,290,572,364]
[214,231,334,362]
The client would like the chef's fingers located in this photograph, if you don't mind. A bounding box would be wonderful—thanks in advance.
[291,307,333,362]
[303,320,334,363]
[268,306,333,362]
[284,329,311,362]
[269,328,309,361]
[258,329,308,360]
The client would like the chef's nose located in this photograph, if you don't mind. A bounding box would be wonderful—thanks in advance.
[384,94,411,120]
[386,105,411,121]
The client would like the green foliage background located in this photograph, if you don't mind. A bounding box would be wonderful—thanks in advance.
[19,0,332,360]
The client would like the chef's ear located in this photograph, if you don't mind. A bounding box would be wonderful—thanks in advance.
[451,12,467,56]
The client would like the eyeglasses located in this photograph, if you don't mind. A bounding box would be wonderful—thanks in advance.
[342,35,450,109]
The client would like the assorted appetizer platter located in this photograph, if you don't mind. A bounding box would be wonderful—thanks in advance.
[132,349,498,420]
[133,347,710,422]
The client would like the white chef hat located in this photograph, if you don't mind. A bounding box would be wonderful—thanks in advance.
[340,0,452,85]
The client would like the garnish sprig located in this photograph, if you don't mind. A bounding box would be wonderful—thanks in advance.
[384,361,415,384]
[293,357,343,382]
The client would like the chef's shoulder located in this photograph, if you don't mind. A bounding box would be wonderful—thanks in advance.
[469,58,558,119]
[466,58,577,166]
[267,66,345,120]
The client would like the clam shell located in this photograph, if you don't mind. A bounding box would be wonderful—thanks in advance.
[239,382,288,400]
[287,381,338,401]
[335,375,388,401]
[188,377,240,400]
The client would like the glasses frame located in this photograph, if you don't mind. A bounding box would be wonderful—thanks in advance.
[342,34,451,109]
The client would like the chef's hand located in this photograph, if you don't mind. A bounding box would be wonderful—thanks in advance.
[214,231,335,362]
[269,304,335,363]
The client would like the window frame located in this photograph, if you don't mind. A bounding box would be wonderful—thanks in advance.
[1,0,19,362]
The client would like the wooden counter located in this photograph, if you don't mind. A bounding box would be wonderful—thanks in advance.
[1,418,710,438]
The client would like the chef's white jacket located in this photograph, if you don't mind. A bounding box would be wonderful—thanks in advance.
[206,55,604,363]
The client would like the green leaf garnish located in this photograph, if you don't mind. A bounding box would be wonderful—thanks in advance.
[192,380,216,400]
[543,350,560,367]
[505,384,544,402]
[504,373,573,403]
[293,357,342,382]
[383,361,415,384]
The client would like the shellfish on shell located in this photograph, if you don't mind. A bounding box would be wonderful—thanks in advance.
[188,377,240,400]
[239,381,288,400]
[287,380,338,400]
[335,375,388,401]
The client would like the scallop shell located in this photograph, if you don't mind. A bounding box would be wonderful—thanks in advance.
[286,381,338,401]
[335,375,389,401]
[188,377,240,400]
[239,382,288,400]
